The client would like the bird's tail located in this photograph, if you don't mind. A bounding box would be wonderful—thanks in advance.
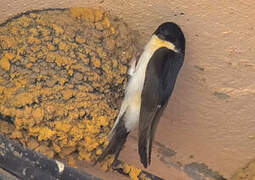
[96,112,129,164]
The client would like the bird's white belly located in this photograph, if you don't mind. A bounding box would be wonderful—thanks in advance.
[123,49,153,131]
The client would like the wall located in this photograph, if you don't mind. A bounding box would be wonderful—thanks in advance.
[1,0,255,179]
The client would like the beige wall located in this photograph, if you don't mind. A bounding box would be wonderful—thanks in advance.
[1,0,255,179]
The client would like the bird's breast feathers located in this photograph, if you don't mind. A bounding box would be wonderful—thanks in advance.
[126,35,177,94]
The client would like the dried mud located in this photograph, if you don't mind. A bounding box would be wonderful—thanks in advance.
[231,160,255,180]
[0,8,138,171]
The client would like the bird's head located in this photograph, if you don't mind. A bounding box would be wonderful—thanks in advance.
[154,22,185,53]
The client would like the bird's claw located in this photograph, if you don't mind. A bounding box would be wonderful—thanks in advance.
[128,52,139,76]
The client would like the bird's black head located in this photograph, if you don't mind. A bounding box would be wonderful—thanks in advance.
[154,22,185,53]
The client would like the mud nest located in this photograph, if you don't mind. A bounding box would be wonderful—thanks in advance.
[231,160,255,180]
[0,8,138,166]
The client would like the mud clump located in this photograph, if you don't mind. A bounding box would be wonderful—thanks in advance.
[114,162,151,180]
[231,160,255,180]
[0,8,137,163]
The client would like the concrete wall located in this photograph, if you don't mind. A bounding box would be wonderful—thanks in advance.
[1,0,255,179]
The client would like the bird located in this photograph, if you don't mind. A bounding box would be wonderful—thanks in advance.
[97,22,185,168]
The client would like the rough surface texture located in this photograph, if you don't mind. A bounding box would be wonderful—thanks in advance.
[0,135,101,180]
[0,8,136,166]
[0,1,255,180]
[231,160,255,180]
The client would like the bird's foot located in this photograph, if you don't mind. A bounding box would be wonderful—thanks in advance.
[128,51,139,76]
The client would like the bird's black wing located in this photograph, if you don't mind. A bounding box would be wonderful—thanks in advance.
[138,47,184,168]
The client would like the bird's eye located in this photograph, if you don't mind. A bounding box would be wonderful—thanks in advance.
[160,27,165,34]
